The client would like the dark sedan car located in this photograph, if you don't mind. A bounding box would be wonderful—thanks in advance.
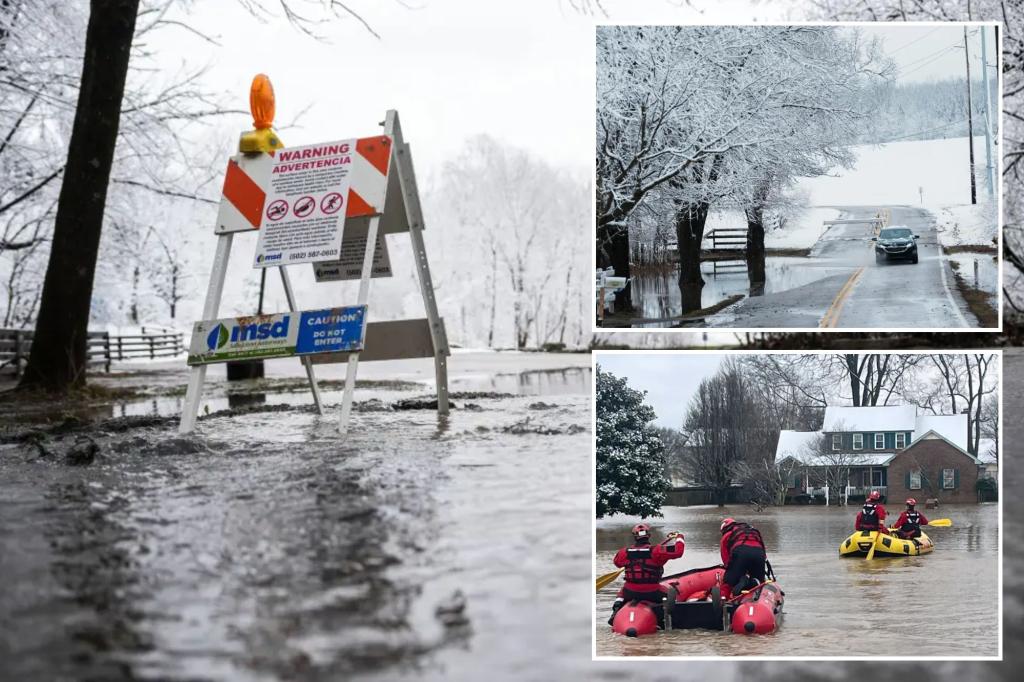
[872,226,919,264]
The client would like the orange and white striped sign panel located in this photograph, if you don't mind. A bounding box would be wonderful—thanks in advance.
[214,135,393,235]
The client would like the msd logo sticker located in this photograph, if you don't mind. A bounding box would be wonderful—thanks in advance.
[256,253,282,264]
[206,323,229,351]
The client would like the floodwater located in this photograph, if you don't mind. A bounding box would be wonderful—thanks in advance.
[595,504,999,657]
[631,257,851,324]
[0,353,604,682]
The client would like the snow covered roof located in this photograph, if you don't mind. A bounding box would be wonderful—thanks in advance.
[775,430,894,467]
[977,438,998,465]
[774,430,821,464]
[914,414,968,451]
[822,405,917,432]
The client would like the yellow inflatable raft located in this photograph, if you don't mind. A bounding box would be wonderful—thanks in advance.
[839,530,934,557]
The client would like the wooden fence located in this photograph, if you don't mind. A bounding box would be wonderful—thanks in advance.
[0,328,185,377]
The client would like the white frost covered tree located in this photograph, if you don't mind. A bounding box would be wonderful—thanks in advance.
[425,135,590,349]
[596,25,888,311]
[596,364,668,518]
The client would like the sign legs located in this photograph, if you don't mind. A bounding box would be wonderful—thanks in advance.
[339,216,381,433]
[180,233,234,434]
[386,110,450,417]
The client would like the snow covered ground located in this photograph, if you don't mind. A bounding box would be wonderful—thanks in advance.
[933,203,1000,249]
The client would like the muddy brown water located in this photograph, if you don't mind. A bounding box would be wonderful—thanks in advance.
[596,504,998,657]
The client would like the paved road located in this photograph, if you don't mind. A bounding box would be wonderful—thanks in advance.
[708,206,975,329]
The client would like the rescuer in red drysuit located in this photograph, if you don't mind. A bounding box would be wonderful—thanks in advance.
[607,524,685,626]
[893,498,929,539]
[719,518,768,600]
[854,490,890,534]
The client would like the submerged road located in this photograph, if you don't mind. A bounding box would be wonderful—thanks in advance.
[707,206,975,330]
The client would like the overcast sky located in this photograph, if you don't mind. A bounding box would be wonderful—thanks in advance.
[597,353,727,428]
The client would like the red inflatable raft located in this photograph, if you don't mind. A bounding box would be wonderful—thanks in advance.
[610,565,783,637]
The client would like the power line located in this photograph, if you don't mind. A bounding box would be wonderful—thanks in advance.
[888,27,942,55]
[881,119,969,142]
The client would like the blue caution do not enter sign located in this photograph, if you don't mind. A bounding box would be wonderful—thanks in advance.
[295,305,366,355]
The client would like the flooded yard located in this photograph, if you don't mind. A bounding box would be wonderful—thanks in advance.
[596,504,999,657]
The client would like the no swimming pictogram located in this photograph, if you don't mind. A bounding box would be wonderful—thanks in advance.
[266,199,288,221]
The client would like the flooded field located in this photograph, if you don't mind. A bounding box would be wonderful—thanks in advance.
[631,257,850,324]
[596,504,999,657]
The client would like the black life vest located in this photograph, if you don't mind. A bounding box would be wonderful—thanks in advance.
[901,509,922,530]
[624,544,663,584]
[725,523,765,552]
[860,502,881,529]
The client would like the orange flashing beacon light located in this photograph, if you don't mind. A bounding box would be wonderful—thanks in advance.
[239,73,284,153]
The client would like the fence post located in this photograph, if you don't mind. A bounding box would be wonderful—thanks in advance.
[13,330,22,378]
[103,332,111,372]
[149,335,154,359]
[118,336,123,361]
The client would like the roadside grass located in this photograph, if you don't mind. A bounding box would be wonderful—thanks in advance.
[948,259,998,328]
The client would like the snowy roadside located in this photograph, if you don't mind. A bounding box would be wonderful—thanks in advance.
[929,202,999,250]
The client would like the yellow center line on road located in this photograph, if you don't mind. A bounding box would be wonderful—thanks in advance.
[820,266,865,328]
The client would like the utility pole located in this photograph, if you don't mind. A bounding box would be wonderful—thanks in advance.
[980,25,996,199]
[964,27,977,205]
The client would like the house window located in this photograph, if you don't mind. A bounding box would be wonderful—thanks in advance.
[874,433,885,449]
[832,434,841,451]
[895,432,906,448]
[942,468,956,489]
[909,470,922,490]
[872,468,884,487]
[853,433,863,450]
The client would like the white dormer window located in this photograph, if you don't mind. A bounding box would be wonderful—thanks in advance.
[832,434,841,450]
[853,433,863,450]
[895,432,906,449]
[874,433,885,449]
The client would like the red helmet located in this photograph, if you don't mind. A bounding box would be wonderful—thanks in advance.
[720,518,736,534]
[906,498,917,506]
[632,523,651,541]
[868,491,881,501]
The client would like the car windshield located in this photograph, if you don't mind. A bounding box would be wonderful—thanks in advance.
[879,228,912,239]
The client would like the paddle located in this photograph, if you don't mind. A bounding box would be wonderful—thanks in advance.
[725,579,774,603]
[927,518,952,527]
[865,531,878,560]
[596,568,623,591]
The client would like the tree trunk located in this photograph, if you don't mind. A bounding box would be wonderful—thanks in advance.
[745,205,767,286]
[675,202,709,314]
[19,0,139,391]
[596,221,633,310]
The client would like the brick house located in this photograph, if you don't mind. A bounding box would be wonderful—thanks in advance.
[775,406,991,504]
[887,430,981,504]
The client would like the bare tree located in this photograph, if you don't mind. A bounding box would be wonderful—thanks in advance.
[682,358,779,505]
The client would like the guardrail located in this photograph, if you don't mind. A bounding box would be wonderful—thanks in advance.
[0,328,185,377]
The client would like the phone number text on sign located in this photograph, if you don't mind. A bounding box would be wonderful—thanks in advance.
[253,140,356,269]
